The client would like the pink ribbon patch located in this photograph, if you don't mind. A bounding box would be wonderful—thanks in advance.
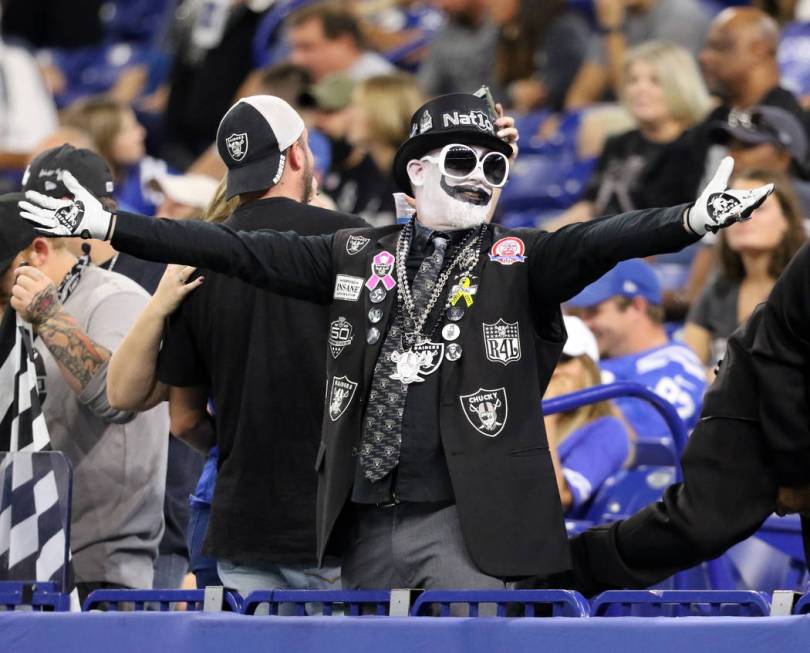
[365,251,396,290]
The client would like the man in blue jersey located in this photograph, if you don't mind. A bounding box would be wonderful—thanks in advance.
[567,259,707,439]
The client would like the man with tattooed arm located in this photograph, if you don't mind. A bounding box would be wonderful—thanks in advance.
[0,179,168,601]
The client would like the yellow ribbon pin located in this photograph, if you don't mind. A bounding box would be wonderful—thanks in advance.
[450,276,475,307]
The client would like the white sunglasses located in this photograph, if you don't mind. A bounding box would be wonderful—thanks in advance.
[421,143,510,188]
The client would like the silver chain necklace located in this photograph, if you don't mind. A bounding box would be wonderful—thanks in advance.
[394,219,485,348]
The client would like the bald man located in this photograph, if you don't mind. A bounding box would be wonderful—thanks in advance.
[695,7,810,181]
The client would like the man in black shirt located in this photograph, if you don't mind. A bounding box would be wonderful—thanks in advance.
[19,93,771,590]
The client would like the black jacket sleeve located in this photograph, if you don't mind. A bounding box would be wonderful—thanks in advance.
[111,211,335,303]
[529,203,699,304]
[751,241,810,484]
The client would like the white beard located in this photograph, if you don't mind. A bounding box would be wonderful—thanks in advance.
[417,164,494,230]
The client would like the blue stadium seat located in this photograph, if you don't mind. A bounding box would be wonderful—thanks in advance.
[241,590,390,616]
[779,22,810,98]
[411,590,590,617]
[82,588,242,612]
[0,581,70,611]
[583,466,675,524]
[590,590,771,617]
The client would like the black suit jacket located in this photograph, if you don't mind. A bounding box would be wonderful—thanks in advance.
[112,203,697,577]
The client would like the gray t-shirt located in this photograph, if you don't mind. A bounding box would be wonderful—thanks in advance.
[35,265,168,589]
[588,0,710,65]
[687,275,740,366]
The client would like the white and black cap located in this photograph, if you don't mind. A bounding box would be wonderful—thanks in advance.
[216,95,305,200]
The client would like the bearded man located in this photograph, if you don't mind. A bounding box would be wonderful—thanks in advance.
[19,92,771,589]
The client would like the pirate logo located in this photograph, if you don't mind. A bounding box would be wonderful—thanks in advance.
[54,200,84,232]
[328,375,358,422]
[459,387,508,437]
[706,192,743,229]
[366,251,396,291]
[489,237,526,265]
[413,340,444,376]
[346,235,370,255]
[482,319,521,365]
[225,133,248,161]
[328,317,353,359]
[419,109,433,134]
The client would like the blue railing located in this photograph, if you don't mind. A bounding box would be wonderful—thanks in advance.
[82,588,242,612]
[0,581,70,611]
[591,590,771,617]
[542,381,688,479]
[411,590,590,617]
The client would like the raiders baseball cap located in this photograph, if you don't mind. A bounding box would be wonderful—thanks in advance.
[0,193,36,271]
[216,95,305,200]
[566,259,662,309]
[23,144,115,199]
[709,106,809,165]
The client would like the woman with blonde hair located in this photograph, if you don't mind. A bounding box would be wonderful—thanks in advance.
[546,316,631,517]
[685,169,807,368]
[555,41,712,224]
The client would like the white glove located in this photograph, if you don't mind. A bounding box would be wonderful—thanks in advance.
[685,156,774,236]
[18,170,114,240]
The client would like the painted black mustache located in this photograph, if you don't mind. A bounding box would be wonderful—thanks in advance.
[440,177,492,206]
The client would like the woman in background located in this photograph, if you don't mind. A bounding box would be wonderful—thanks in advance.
[685,170,806,369]
[546,316,631,518]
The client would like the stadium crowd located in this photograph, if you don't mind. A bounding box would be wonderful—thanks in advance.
[2,0,810,600]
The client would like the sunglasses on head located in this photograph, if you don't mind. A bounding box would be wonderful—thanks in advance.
[422,143,510,188]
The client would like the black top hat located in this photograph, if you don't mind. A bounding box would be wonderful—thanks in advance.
[393,93,513,192]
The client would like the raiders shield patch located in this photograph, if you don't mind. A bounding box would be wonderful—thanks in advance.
[328,375,358,422]
[328,317,353,359]
[706,192,743,226]
[346,235,370,255]
[54,200,85,232]
[225,133,248,161]
[482,319,521,365]
[459,387,508,437]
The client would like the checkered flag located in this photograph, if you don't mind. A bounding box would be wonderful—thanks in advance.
[0,307,71,591]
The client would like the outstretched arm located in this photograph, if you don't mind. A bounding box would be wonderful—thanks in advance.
[19,172,336,303]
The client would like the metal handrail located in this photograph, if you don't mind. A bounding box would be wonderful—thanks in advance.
[542,381,687,480]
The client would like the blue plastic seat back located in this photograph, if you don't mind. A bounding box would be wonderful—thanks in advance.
[779,22,810,97]
[583,466,674,524]
[241,590,390,616]
[410,590,590,617]
[591,590,771,617]
[82,589,242,612]
[0,581,70,612]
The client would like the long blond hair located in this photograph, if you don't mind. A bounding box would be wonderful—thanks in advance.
[204,177,238,223]
[353,74,424,151]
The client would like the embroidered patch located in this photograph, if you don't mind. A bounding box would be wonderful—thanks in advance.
[489,237,526,265]
[54,200,85,232]
[419,109,433,134]
[366,251,396,291]
[333,274,364,301]
[442,110,492,132]
[459,387,508,437]
[706,192,743,224]
[346,235,370,255]
[225,133,248,161]
[328,317,353,359]
[328,375,358,422]
[482,319,521,366]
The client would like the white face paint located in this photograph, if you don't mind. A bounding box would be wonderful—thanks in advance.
[411,145,500,231]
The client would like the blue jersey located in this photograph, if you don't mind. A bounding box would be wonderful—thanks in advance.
[600,342,707,439]
[557,415,630,518]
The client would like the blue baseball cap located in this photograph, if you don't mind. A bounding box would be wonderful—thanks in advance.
[567,259,662,308]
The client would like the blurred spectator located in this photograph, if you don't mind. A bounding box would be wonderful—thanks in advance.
[305,73,394,223]
[546,316,631,518]
[685,170,806,368]
[696,7,810,178]
[62,96,168,215]
[1,201,168,602]
[489,0,590,112]
[23,144,165,294]
[32,126,97,155]
[150,171,220,219]
[567,259,707,439]
[418,0,496,96]
[0,39,59,169]
[286,3,394,82]
[161,0,271,168]
[1,0,104,48]
[709,105,810,212]
[344,73,424,225]
[566,0,710,108]
[556,42,711,225]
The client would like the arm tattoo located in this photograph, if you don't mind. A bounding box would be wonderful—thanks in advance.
[37,312,112,391]
[27,285,61,325]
